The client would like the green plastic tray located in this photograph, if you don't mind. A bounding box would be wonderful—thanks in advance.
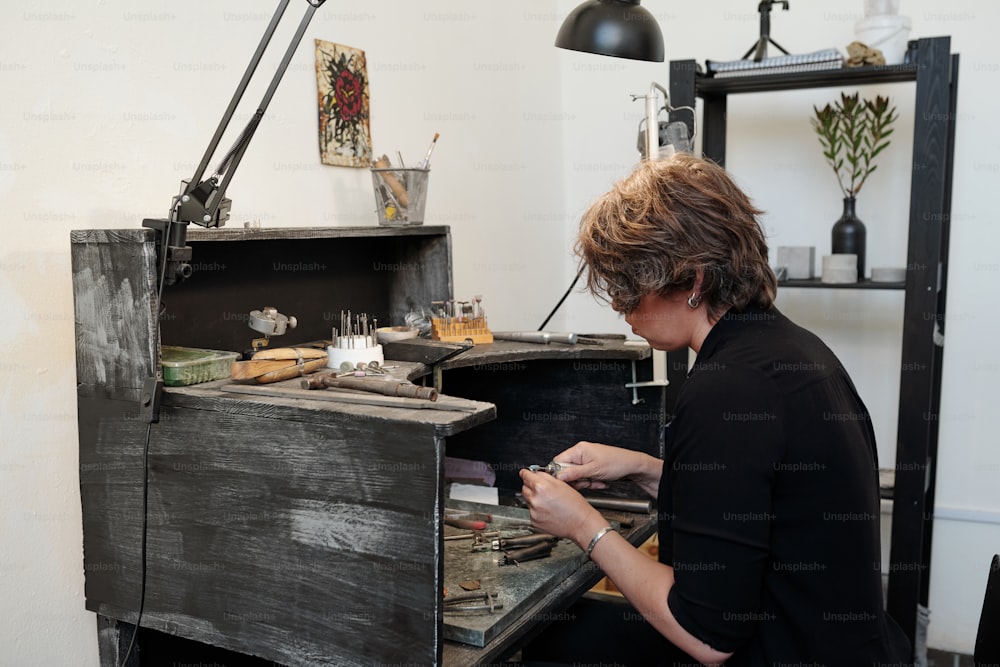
[161,346,239,387]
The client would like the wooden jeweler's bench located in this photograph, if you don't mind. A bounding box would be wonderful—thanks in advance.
[71,226,665,666]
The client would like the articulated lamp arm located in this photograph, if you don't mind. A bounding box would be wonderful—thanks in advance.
[144,0,326,287]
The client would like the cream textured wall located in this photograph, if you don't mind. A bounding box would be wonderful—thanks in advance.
[0,1,996,664]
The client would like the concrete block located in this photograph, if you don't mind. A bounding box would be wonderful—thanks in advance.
[776,246,816,280]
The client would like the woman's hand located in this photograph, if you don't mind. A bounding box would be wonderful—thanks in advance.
[548,441,663,497]
[519,468,607,548]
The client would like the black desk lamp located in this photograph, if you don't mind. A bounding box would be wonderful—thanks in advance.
[555,0,664,62]
[143,0,326,290]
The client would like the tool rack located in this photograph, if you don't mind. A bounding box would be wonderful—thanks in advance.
[71,225,666,666]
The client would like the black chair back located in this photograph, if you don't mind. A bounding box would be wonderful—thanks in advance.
[975,554,1000,667]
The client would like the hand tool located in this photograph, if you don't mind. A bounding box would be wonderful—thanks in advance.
[250,347,327,361]
[493,331,579,345]
[301,374,438,401]
[430,296,493,344]
[445,511,492,523]
[469,527,543,552]
[230,347,329,383]
[372,155,410,207]
[492,331,607,345]
[442,590,501,614]
[498,542,553,567]
[444,530,499,542]
[528,461,580,475]
[585,497,653,514]
[331,310,381,351]
[223,382,478,412]
[248,306,297,351]
[231,358,301,379]
[490,533,558,551]
[254,358,328,383]
[445,517,488,531]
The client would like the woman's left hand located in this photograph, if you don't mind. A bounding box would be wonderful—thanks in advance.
[519,468,607,548]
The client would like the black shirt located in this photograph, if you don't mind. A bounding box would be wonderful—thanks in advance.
[658,305,911,666]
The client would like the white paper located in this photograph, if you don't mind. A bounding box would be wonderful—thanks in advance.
[448,483,499,506]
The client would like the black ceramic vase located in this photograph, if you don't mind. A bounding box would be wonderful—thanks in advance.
[832,196,867,281]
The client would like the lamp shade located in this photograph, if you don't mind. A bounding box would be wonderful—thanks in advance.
[555,0,664,62]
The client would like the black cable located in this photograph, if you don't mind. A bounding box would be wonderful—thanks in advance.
[538,265,584,331]
[119,421,152,667]
[119,222,170,667]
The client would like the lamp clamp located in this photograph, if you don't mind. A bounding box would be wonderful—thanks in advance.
[631,82,696,160]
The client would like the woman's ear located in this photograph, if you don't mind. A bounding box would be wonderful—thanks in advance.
[692,266,705,294]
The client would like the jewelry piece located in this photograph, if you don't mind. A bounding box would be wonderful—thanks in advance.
[687,293,702,308]
[586,525,615,557]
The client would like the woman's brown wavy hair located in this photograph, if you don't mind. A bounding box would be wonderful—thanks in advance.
[575,153,776,319]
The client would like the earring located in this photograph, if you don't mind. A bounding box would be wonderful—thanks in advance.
[687,293,702,309]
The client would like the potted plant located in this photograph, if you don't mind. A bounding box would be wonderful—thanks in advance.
[811,92,898,280]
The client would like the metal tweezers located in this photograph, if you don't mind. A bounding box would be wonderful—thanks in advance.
[442,590,502,614]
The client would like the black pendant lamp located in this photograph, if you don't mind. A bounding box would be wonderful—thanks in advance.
[555,0,664,62]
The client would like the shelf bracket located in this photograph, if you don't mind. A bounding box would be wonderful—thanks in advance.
[624,360,669,405]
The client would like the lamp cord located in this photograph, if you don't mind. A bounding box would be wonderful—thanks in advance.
[118,422,151,667]
[119,222,170,667]
[538,266,584,331]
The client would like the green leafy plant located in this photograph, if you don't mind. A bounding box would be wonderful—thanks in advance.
[811,92,898,198]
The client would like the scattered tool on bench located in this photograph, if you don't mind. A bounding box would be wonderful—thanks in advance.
[492,331,604,345]
[585,497,653,514]
[301,373,438,401]
[442,590,502,614]
[247,306,297,351]
[498,541,554,566]
[472,532,559,553]
[230,346,328,383]
[444,530,500,542]
[491,533,558,551]
[445,516,488,531]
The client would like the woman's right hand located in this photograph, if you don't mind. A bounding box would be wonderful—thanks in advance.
[549,441,659,494]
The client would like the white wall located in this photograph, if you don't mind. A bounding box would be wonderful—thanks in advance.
[0,1,996,664]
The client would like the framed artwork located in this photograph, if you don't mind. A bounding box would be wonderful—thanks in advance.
[315,39,372,167]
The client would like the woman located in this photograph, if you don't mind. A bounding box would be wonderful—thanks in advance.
[520,154,911,666]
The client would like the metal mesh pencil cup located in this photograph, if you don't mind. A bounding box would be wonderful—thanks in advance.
[371,167,429,226]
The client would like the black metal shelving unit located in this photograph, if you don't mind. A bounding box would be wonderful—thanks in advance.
[668,36,959,652]
[779,278,906,290]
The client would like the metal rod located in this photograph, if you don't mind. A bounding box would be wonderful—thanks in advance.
[585,497,652,514]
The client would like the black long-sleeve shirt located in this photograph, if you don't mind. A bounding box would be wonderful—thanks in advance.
[658,305,911,666]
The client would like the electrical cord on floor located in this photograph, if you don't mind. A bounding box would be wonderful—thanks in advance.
[538,266,584,331]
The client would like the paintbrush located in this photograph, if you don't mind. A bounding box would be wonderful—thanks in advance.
[419,132,439,169]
